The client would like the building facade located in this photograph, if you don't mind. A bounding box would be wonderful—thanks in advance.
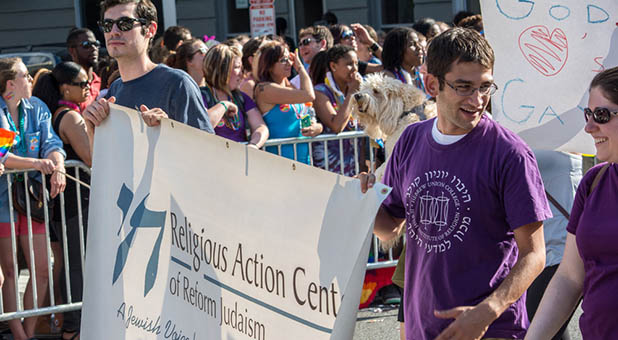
[0,0,481,51]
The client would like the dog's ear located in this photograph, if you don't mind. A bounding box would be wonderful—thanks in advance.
[425,73,440,98]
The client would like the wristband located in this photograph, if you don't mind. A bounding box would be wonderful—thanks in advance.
[370,42,380,52]
[219,101,228,111]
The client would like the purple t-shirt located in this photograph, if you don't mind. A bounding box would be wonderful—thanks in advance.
[213,91,256,143]
[566,162,618,339]
[382,115,551,340]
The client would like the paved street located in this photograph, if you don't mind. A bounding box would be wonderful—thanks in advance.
[354,303,584,340]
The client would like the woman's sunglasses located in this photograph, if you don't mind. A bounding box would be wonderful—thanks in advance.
[98,17,149,33]
[191,47,208,56]
[341,31,355,40]
[584,107,618,124]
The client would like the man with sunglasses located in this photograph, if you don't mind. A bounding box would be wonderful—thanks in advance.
[67,28,101,111]
[359,28,551,340]
[84,0,213,135]
[290,25,333,89]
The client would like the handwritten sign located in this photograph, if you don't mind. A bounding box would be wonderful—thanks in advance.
[481,0,618,153]
[81,104,389,339]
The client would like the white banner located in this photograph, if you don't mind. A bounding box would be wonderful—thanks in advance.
[481,0,618,154]
[81,104,390,340]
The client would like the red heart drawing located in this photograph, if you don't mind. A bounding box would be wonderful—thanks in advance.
[518,25,568,77]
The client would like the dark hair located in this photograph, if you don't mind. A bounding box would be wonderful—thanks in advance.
[166,38,202,72]
[99,0,158,35]
[163,26,191,51]
[276,17,287,35]
[457,14,484,33]
[309,51,329,85]
[382,27,417,71]
[241,36,265,72]
[426,27,494,89]
[299,25,334,49]
[66,27,94,47]
[329,24,351,45]
[327,44,354,65]
[412,18,436,38]
[323,11,338,25]
[590,66,618,105]
[0,57,21,94]
[256,41,286,83]
[32,61,83,113]
[309,45,354,85]
[453,11,475,26]
[97,56,118,89]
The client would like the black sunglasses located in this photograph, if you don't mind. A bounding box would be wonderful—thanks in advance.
[74,40,101,49]
[584,107,618,124]
[98,17,149,33]
[69,81,89,89]
[299,38,313,47]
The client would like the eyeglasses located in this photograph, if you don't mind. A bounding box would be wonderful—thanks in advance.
[278,56,292,64]
[341,31,355,40]
[73,40,101,49]
[443,79,498,96]
[584,107,618,124]
[98,17,149,33]
[299,38,313,47]
[69,81,89,89]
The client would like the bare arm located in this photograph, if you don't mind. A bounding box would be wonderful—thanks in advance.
[314,92,353,133]
[351,23,382,59]
[58,110,92,167]
[435,221,546,340]
[525,233,584,339]
[365,63,384,74]
[4,154,55,172]
[255,81,315,107]
[207,101,238,128]
[47,150,66,198]
[255,53,315,107]
[245,107,269,148]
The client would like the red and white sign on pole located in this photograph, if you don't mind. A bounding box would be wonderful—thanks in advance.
[249,0,275,37]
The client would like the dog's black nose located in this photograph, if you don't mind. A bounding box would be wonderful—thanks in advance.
[354,93,362,101]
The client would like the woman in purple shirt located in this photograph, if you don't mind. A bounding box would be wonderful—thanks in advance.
[201,44,269,148]
[526,67,618,339]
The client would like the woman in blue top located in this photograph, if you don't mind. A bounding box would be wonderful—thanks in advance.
[253,41,322,164]
[0,57,66,340]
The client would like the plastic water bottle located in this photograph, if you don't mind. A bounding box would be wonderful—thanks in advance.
[301,102,316,128]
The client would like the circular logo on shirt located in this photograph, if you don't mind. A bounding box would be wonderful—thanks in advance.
[404,170,472,254]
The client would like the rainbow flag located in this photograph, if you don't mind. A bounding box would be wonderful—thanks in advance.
[0,128,16,162]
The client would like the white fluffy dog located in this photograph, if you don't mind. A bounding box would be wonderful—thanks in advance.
[352,73,436,251]
[353,73,436,181]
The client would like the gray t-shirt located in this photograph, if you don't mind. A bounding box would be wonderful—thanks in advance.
[107,64,213,133]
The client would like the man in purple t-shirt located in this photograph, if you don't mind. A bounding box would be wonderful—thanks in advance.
[359,28,552,340]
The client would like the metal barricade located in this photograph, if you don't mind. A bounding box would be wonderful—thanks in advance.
[0,134,398,327]
[0,160,89,323]
[263,132,401,271]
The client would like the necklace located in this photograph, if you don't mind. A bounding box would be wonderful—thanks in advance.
[212,87,241,130]
[58,100,80,112]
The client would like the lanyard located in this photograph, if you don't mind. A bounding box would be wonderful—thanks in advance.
[5,101,27,154]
